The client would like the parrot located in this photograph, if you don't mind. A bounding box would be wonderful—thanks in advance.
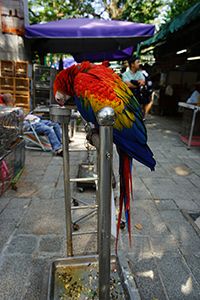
[53,61,156,251]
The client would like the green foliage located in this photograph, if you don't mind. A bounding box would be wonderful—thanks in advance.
[28,0,164,25]
[118,0,164,24]
[28,0,97,24]
[164,0,200,22]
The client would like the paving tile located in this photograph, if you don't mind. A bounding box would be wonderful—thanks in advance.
[184,254,200,284]
[150,236,180,255]
[0,207,26,222]
[127,254,168,300]
[0,220,16,252]
[15,199,66,236]
[6,197,32,209]
[155,255,200,299]
[38,236,65,253]
[0,254,32,300]
[154,199,178,210]
[0,197,11,212]
[120,235,151,255]
[167,221,200,254]
[174,199,200,211]
[6,235,38,254]
[20,258,50,300]
[187,173,200,188]
[160,210,188,223]
[133,189,152,200]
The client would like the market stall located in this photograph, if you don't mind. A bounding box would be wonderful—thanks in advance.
[139,2,200,115]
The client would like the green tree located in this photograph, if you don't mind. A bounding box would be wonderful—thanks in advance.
[164,0,200,23]
[117,0,164,24]
[28,0,98,24]
[28,0,164,24]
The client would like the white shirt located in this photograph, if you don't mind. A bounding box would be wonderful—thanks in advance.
[24,114,40,130]
[25,114,40,125]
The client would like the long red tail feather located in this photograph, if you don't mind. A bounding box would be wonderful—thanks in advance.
[116,150,134,254]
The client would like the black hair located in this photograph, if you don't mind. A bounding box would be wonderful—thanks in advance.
[128,56,138,68]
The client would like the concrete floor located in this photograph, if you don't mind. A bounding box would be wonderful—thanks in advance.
[0,113,200,300]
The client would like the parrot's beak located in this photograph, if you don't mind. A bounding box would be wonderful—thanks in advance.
[55,91,71,106]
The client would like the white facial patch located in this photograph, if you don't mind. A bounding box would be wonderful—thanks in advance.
[55,91,71,105]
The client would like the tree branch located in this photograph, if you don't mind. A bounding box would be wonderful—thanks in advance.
[29,8,39,18]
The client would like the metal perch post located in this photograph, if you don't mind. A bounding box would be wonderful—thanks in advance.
[50,105,73,257]
[96,107,116,300]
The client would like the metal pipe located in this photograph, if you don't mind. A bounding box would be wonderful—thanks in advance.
[96,149,100,254]
[72,196,95,206]
[62,122,73,257]
[96,107,116,300]
[69,148,96,152]
[188,108,197,150]
[50,105,73,257]
[71,205,98,210]
[72,230,98,235]
[70,177,97,182]
[72,209,97,223]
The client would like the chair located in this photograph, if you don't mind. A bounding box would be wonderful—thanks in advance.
[23,120,52,152]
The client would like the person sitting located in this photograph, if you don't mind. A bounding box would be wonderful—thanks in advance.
[2,93,64,157]
[186,82,200,105]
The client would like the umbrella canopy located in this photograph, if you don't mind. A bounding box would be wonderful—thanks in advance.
[25,18,155,55]
[74,46,134,62]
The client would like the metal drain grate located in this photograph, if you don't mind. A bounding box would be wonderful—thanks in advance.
[189,213,200,229]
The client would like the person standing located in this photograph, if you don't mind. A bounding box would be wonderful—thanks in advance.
[122,56,145,112]
[59,57,64,72]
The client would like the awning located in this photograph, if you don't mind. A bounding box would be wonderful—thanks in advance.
[140,2,200,49]
[25,18,155,55]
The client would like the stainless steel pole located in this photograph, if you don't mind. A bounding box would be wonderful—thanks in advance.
[62,122,73,256]
[96,107,116,300]
[188,108,198,150]
[49,105,73,257]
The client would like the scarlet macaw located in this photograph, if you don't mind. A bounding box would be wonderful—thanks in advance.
[53,61,156,250]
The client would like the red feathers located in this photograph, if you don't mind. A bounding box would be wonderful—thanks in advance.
[116,150,134,253]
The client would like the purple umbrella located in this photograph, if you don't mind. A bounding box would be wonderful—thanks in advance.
[25,18,155,55]
[74,46,134,62]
